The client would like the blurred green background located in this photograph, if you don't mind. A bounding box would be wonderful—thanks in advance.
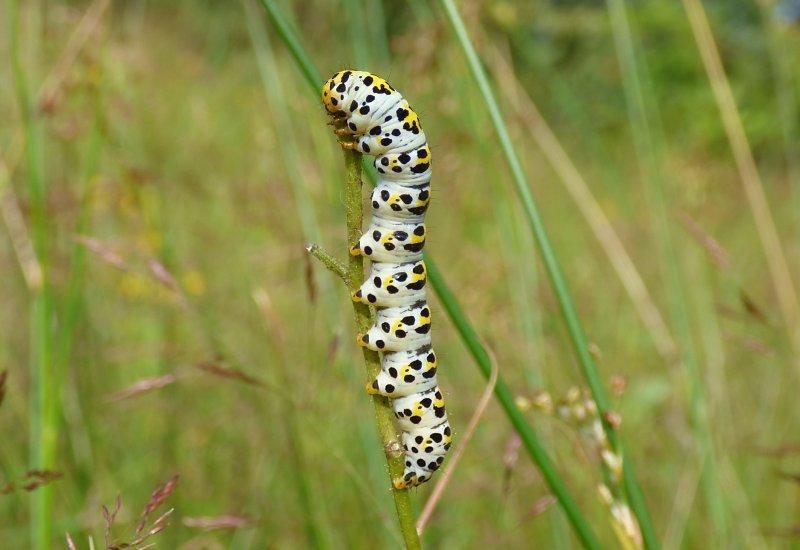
[1,0,799,547]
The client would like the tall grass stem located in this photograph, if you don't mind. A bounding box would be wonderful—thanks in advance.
[486,41,677,361]
[341,147,422,550]
[681,0,800,364]
[437,1,657,546]
[604,0,728,540]
[7,0,54,547]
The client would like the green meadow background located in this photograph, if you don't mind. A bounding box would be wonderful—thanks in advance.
[1,0,799,547]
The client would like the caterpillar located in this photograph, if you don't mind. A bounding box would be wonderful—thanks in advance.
[322,70,451,489]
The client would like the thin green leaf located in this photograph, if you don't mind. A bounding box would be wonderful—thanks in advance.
[437,0,657,547]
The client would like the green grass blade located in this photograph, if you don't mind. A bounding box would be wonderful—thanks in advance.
[253,1,601,547]
[257,0,321,86]
[7,0,54,547]
[604,0,726,543]
[53,83,102,505]
[437,0,657,547]
[242,2,337,545]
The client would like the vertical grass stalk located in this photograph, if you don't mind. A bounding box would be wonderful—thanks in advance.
[681,0,800,364]
[486,42,677,361]
[604,0,727,541]
[54,82,102,502]
[340,147,421,550]
[437,1,657,546]
[7,0,54,547]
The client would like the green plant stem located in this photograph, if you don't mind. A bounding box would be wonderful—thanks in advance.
[54,85,102,501]
[438,0,656,546]
[7,1,53,548]
[256,1,601,546]
[681,0,800,363]
[341,147,421,550]
[257,0,321,85]
[306,244,347,282]
[604,0,725,544]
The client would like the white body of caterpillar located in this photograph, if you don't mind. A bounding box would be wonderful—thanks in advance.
[322,70,451,489]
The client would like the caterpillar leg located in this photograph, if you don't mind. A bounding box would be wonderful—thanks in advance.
[338,140,356,150]
[393,476,419,490]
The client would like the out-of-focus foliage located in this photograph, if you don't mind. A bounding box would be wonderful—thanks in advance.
[1,0,799,547]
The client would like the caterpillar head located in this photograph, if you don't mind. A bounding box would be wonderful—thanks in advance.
[322,70,354,115]
[322,70,396,117]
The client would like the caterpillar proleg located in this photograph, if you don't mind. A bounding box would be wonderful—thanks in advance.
[322,70,451,489]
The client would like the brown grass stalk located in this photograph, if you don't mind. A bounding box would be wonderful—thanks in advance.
[682,0,800,364]
[416,348,499,536]
[38,0,111,111]
[486,40,678,361]
[106,375,177,402]
[0,161,43,291]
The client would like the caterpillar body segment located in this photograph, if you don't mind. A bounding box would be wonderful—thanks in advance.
[323,69,450,489]
[370,181,430,221]
[357,300,432,353]
[366,346,438,398]
[352,260,427,308]
[349,217,426,264]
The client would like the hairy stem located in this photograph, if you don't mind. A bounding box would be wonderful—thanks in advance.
[306,243,348,282]
[341,147,421,550]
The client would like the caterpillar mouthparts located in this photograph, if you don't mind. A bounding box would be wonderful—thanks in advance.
[323,70,451,489]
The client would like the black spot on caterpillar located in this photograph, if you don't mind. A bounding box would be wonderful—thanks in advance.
[323,70,450,490]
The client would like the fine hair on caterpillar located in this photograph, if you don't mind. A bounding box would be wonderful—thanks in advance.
[322,69,451,489]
